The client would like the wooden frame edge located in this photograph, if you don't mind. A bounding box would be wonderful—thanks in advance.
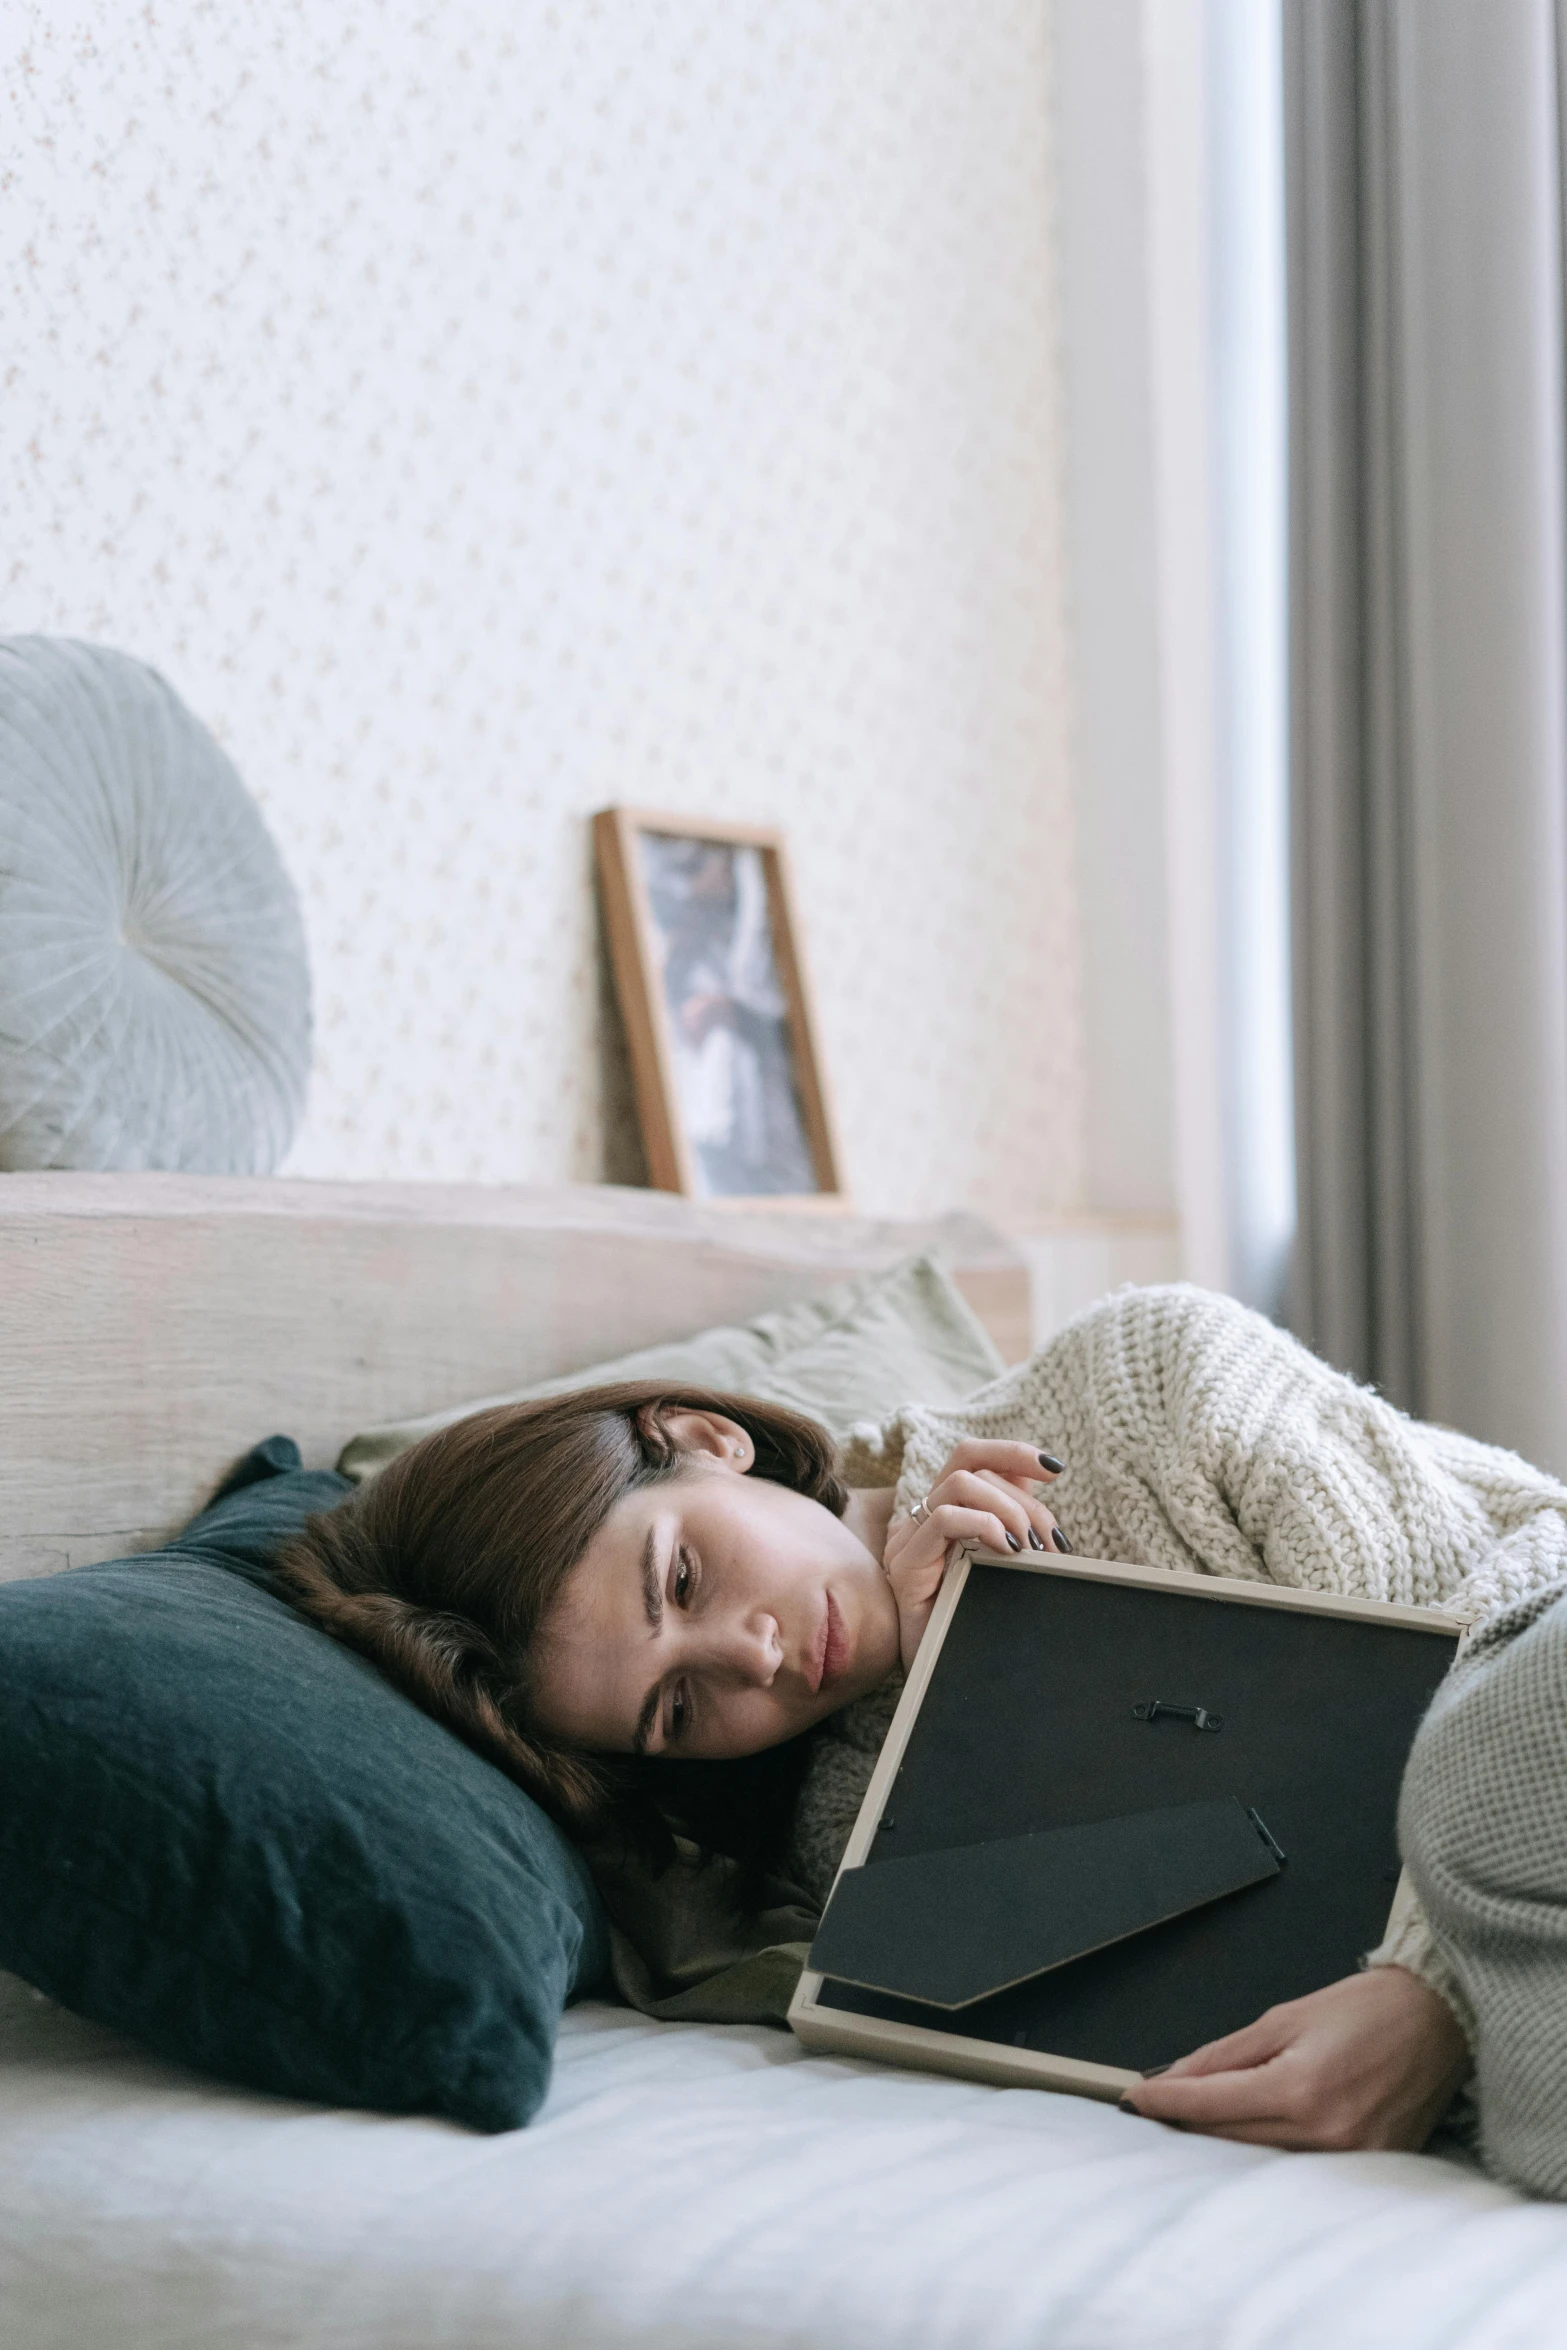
[788,1548,1462,2091]
[788,1999,1137,2103]
[959,1549,1467,1637]
[593,807,693,1193]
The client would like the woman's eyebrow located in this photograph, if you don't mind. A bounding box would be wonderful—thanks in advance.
[632,1530,665,1754]
[641,1527,663,1629]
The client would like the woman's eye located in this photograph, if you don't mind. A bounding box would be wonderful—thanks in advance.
[673,1549,694,1604]
[669,1681,691,1739]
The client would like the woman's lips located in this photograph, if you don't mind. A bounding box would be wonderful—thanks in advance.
[819,1590,851,1691]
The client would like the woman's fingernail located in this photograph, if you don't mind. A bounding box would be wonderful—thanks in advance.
[1038,1452,1065,1474]
[1006,1531,1022,1552]
[1027,1526,1045,1550]
[1141,2062,1172,2079]
[1117,2095,1139,2114]
[1052,1526,1073,1553]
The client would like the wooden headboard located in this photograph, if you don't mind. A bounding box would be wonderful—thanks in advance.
[0,1174,1028,1583]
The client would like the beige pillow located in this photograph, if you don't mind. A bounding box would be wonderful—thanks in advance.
[337,1250,1003,1484]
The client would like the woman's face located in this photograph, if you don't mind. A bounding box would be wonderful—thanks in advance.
[528,1414,901,1760]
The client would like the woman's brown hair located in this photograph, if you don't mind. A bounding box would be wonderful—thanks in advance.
[274,1382,847,1859]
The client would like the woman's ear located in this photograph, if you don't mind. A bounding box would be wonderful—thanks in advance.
[639,1406,754,1472]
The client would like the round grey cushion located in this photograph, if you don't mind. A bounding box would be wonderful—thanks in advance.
[0,637,311,1173]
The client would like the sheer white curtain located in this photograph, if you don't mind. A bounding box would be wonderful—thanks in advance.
[1052,0,1294,1315]
[1209,0,1293,1319]
[1286,0,1567,1471]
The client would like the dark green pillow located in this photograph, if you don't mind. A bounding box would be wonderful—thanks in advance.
[0,1439,609,2131]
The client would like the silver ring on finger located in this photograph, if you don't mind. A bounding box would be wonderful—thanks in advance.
[909,1497,931,1525]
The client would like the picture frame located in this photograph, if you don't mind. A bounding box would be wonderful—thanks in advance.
[788,1547,1462,2103]
[593,807,845,1204]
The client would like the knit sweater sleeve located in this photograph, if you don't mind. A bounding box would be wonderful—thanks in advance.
[884,1353,1070,1521]
[883,1284,1567,1621]
[1365,1869,1476,2046]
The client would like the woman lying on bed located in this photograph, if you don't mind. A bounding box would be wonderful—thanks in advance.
[278,1283,1567,2196]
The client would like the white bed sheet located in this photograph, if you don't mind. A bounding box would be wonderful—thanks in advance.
[2,1970,1565,2350]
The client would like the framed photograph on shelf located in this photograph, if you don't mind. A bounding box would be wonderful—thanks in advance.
[594,807,845,1203]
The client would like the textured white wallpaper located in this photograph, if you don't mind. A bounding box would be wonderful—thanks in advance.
[3,0,1084,1222]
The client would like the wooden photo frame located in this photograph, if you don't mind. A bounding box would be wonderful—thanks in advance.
[789,1548,1462,2104]
[594,807,845,1204]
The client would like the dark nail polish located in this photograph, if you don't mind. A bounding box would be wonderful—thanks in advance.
[1141,2062,1172,2079]
[1038,1452,1065,1474]
[1117,2095,1139,2114]
[1052,1526,1073,1553]
[1027,1526,1045,1550]
[1005,1531,1022,1552]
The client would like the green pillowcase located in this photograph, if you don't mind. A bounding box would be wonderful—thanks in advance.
[0,1440,609,2133]
[340,1248,1003,1482]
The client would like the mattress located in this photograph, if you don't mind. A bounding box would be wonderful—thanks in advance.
[2,1969,1564,2350]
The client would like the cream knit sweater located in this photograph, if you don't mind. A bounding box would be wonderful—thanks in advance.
[787,1282,1567,2029]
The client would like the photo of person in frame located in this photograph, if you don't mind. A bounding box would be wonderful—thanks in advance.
[637,831,818,1198]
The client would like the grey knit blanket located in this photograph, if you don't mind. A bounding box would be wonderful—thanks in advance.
[1402,1579,1567,2196]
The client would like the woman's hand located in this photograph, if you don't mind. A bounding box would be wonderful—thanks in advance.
[883,1439,1065,1672]
[1120,1966,1471,2151]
